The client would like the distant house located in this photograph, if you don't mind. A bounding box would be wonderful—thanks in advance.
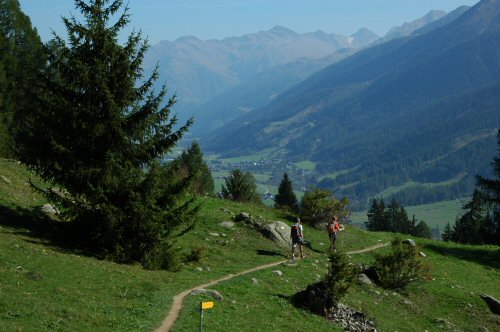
[262,191,274,201]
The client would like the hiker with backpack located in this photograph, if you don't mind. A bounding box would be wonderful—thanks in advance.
[290,217,304,260]
[326,215,343,251]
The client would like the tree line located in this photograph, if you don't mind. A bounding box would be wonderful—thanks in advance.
[365,197,432,239]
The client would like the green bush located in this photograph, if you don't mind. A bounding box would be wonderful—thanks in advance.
[374,238,424,289]
[300,188,349,226]
[324,249,358,302]
[184,245,206,263]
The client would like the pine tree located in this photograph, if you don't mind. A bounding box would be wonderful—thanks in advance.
[274,172,298,212]
[476,129,500,244]
[300,188,349,226]
[366,198,386,231]
[442,222,452,241]
[221,169,260,203]
[176,142,214,195]
[385,197,401,232]
[413,220,432,239]
[14,0,195,269]
[476,129,500,205]
[451,190,484,244]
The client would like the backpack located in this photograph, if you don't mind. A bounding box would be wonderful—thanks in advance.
[327,223,335,234]
[291,225,300,238]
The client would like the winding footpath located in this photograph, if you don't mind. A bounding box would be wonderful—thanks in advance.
[155,242,388,332]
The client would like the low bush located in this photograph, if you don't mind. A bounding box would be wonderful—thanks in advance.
[374,238,424,289]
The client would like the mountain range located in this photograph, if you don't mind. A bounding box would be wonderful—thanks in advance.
[205,0,500,208]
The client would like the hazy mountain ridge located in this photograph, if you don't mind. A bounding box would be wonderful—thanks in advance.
[143,25,379,110]
[184,10,454,134]
[206,0,500,207]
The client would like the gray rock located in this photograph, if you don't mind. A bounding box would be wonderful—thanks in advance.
[357,273,373,285]
[419,251,427,257]
[260,221,292,246]
[403,239,416,246]
[251,278,258,284]
[190,288,223,301]
[219,221,235,228]
[272,270,283,277]
[40,204,60,215]
[209,232,220,237]
[195,267,204,272]
[481,294,500,315]
[1,175,11,184]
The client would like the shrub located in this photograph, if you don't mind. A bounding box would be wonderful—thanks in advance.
[300,188,349,226]
[374,238,424,289]
[324,249,358,302]
[184,246,206,263]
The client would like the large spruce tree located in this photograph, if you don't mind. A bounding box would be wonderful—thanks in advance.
[476,129,500,205]
[221,169,260,203]
[14,0,195,269]
[176,142,214,195]
[274,172,298,212]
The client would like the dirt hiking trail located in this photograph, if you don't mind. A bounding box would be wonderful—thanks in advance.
[155,242,388,331]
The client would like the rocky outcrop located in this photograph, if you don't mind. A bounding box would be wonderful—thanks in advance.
[292,282,376,331]
[234,212,291,246]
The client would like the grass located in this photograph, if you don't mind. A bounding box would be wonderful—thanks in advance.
[1,158,500,331]
[375,173,468,198]
[294,160,316,171]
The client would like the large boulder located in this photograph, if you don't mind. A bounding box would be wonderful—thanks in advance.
[260,221,292,247]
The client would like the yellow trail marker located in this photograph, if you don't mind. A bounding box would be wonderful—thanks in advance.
[201,301,214,310]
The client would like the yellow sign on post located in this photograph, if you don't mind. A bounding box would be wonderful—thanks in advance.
[201,301,214,310]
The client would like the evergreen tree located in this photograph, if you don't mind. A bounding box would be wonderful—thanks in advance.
[14,0,195,269]
[366,198,387,231]
[476,128,500,244]
[274,172,298,212]
[0,0,45,157]
[413,220,432,239]
[385,197,401,232]
[476,129,500,205]
[451,190,484,244]
[176,142,214,195]
[442,222,452,241]
[221,169,260,203]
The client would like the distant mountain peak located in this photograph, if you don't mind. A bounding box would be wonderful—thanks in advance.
[268,25,296,35]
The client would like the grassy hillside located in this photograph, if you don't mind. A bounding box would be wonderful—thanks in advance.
[1,159,499,331]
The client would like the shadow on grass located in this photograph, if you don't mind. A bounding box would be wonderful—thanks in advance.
[424,243,500,270]
[0,204,97,257]
[256,249,286,257]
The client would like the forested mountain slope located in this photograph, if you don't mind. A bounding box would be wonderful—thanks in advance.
[207,0,500,208]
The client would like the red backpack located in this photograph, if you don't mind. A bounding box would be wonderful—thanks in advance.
[327,223,335,234]
[291,225,299,238]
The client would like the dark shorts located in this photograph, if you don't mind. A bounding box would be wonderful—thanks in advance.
[292,237,303,245]
[329,232,337,241]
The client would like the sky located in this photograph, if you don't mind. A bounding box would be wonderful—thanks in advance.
[19,0,480,44]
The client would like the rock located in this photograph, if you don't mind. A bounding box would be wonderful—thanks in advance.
[205,266,211,271]
[419,251,427,257]
[190,288,223,301]
[481,294,500,315]
[195,267,204,272]
[209,232,220,237]
[218,221,235,228]
[272,270,283,277]
[1,175,11,184]
[251,278,258,284]
[404,300,412,305]
[357,273,373,285]
[259,221,292,246]
[39,204,60,215]
[403,239,416,246]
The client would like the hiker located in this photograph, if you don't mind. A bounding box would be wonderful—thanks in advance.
[290,217,304,260]
[326,215,342,251]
